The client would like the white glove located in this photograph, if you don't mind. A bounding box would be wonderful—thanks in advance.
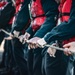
[37,38,47,48]
[13,30,20,37]
[47,43,57,57]
[63,42,75,55]
[19,32,30,44]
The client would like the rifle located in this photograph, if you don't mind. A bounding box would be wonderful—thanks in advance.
[1,29,75,54]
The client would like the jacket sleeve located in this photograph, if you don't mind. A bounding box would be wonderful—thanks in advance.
[44,0,75,43]
[33,0,59,38]
[12,0,30,32]
[26,0,59,37]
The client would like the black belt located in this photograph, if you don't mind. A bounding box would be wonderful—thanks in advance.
[59,12,70,17]
[32,14,45,19]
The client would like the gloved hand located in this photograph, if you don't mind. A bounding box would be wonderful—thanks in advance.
[28,37,41,49]
[63,42,75,56]
[37,38,47,48]
[19,32,30,44]
[13,30,20,38]
[47,43,57,57]
[3,30,20,41]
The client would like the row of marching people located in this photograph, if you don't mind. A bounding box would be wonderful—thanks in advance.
[0,0,75,75]
[0,0,28,75]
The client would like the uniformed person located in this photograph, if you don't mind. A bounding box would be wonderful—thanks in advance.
[0,0,15,69]
[21,0,59,75]
[36,0,75,75]
[0,0,8,68]
[10,0,30,75]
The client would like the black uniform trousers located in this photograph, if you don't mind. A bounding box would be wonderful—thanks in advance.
[27,47,42,75]
[66,55,75,75]
[12,38,28,75]
[27,49,33,75]
[33,48,42,75]
[0,25,11,67]
[42,49,70,75]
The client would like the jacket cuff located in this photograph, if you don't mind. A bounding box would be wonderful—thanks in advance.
[37,38,47,48]
[44,36,49,43]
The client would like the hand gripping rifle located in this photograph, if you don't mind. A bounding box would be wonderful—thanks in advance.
[1,29,75,54]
